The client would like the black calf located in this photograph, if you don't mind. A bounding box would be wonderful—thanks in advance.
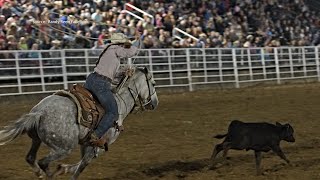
[211,120,295,175]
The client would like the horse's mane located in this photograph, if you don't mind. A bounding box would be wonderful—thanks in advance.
[134,66,149,75]
[119,66,149,90]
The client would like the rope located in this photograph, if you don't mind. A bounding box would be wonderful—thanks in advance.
[36,11,140,45]
[47,11,137,33]
[32,11,142,65]
[131,37,142,64]
[30,25,56,40]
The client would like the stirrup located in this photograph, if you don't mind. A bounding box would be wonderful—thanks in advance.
[114,121,124,132]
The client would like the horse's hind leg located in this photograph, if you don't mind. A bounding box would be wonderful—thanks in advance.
[38,148,72,179]
[25,138,44,178]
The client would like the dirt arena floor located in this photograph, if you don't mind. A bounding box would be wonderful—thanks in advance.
[0,83,320,180]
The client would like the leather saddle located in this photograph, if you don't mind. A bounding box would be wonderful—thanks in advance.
[70,84,105,130]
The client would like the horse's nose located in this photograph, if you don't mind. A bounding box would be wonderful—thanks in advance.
[145,103,154,110]
[151,96,159,110]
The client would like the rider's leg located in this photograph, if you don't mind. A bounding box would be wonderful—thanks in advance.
[84,73,119,139]
[93,89,118,137]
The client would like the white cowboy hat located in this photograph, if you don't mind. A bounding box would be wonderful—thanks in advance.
[52,39,61,44]
[54,1,62,5]
[110,33,129,43]
[94,0,102,3]
[246,35,253,40]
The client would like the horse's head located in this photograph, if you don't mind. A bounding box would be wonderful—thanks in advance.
[128,66,159,111]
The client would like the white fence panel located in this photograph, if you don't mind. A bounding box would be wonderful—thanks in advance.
[1,47,320,96]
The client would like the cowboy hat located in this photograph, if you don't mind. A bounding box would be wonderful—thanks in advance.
[52,39,61,44]
[246,35,253,40]
[109,33,129,43]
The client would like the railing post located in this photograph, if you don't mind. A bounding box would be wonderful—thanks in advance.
[261,48,267,79]
[38,51,45,92]
[14,51,22,94]
[128,58,132,65]
[218,49,223,82]
[148,49,153,72]
[200,41,205,48]
[124,3,154,23]
[247,49,253,80]
[61,50,68,89]
[289,47,294,78]
[84,49,90,75]
[302,47,307,77]
[186,48,193,91]
[122,10,145,22]
[240,48,244,66]
[202,48,207,82]
[167,49,173,85]
[173,28,199,44]
[232,49,239,88]
[315,47,320,82]
[274,48,281,84]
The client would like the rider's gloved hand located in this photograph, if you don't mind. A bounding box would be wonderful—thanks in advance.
[125,67,135,77]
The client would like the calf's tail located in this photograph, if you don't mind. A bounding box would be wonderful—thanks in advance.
[213,133,228,139]
[0,112,41,145]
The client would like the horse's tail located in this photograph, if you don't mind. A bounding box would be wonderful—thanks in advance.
[0,112,41,145]
[213,133,228,139]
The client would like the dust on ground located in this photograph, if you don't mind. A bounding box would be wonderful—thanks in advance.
[0,83,320,180]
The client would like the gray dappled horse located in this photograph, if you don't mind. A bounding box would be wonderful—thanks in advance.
[0,67,159,179]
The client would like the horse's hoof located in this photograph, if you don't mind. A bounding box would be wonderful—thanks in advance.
[36,170,45,179]
[54,164,68,176]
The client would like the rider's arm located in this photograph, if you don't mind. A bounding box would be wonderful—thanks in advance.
[131,35,143,47]
[114,45,138,58]
[114,32,142,58]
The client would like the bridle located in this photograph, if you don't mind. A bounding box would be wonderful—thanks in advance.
[128,70,156,112]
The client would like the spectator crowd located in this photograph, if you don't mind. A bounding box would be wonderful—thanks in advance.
[0,0,320,52]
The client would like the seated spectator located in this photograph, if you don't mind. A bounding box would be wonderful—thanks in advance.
[0,0,319,50]
[49,40,61,57]
[26,43,40,68]
[6,35,17,50]
[91,9,102,23]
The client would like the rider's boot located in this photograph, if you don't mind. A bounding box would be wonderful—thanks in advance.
[89,132,108,150]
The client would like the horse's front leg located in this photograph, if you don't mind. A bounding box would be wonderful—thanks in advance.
[53,162,81,177]
[37,149,72,180]
[52,145,86,176]
[71,146,96,180]
[53,145,97,179]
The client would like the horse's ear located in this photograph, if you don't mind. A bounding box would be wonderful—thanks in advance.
[276,122,282,126]
[143,67,149,74]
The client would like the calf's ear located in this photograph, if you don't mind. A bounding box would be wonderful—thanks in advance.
[285,123,292,129]
[276,122,282,126]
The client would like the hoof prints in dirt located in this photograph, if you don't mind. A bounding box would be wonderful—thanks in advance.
[142,159,210,178]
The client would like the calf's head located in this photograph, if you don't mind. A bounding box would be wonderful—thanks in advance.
[276,122,295,142]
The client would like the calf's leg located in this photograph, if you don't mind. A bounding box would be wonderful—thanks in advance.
[210,143,223,161]
[254,151,262,175]
[211,142,232,167]
[222,142,231,158]
[271,145,290,163]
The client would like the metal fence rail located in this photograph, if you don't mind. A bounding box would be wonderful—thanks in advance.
[0,46,320,96]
